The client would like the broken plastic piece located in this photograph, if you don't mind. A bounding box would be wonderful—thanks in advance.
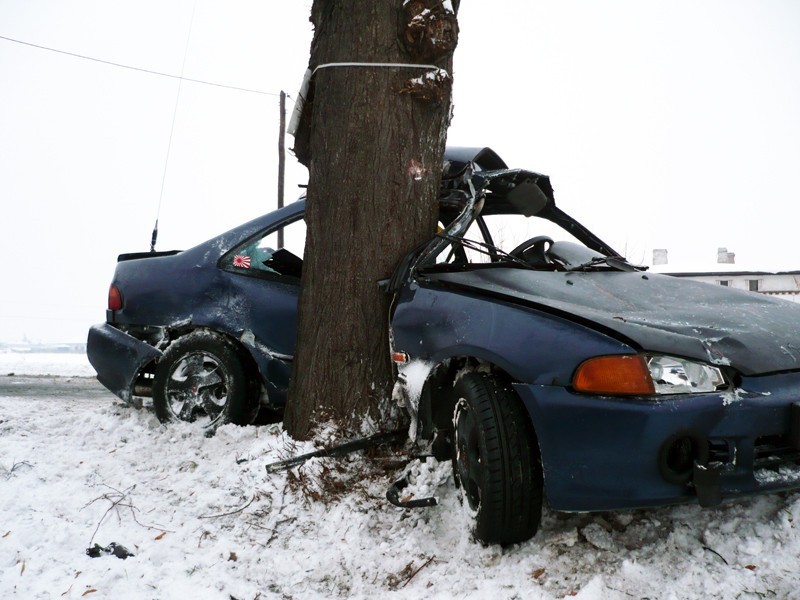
[386,457,439,509]
[693,460,724,508]
[86,542,134,560]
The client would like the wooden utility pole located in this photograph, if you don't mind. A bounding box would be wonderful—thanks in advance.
[278,90,286,249]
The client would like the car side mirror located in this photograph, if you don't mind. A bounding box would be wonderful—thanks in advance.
[507,180,549,217]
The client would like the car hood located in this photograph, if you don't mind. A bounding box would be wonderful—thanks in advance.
[426,268,800,376]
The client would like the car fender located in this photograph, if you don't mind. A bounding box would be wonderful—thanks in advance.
[391,282,637,442]
[236,329,293,407]
[392,282,636,386]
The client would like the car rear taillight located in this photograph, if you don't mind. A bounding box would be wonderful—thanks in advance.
[108,285,123,311]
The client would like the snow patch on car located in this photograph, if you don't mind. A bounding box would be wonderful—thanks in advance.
[721,389,743,406]
[721,387,773,406]
[239,329,293,361]
[452,360,492,387]
[393,359,434,440]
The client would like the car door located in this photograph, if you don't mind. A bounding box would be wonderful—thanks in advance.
[217,214,306,399]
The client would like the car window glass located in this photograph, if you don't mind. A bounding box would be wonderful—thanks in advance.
[221,218,306,278]
[257,218,306,259]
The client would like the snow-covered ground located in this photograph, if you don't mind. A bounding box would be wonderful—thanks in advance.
[0,352,96,377]
[1,353,799,599]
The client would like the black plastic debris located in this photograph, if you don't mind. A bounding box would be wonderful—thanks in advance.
[386,457,439,509]
[693,460,724,508]
[265,430,405,473]
[86,542,134,560]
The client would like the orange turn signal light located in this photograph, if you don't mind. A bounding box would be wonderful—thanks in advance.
[392,351,410,364]
[572,355,655,395]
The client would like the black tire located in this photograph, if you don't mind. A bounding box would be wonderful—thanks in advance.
[451,372,543,545]
[153,330,258,430]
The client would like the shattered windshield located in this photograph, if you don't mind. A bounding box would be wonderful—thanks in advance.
[463,215,584,263]
[429,211,638,273]
[412,167,638,276]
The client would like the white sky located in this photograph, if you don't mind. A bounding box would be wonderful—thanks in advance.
[2,0,799,343]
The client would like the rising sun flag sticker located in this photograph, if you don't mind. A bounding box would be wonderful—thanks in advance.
[233,255,251,269]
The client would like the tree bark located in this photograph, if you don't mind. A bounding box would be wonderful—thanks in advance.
[284,0,458,439]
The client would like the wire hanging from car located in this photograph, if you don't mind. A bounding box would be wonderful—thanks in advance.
[151,0,197,252]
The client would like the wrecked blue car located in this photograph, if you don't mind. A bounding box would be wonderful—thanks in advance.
[89,147,800,545]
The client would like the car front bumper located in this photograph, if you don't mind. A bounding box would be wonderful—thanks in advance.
[514,372,800,512]
[87,323,162,402]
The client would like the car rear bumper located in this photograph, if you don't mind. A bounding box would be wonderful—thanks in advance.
[514,373,800,512]
[86,323,162,402]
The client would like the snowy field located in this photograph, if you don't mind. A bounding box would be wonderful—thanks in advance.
[0,351,96,377]
[1,353,799,599]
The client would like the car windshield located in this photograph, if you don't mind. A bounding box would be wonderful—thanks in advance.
[411,167,641,274]
[426,210,630,273]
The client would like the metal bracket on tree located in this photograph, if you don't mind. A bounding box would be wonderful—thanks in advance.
[287,62,449,136]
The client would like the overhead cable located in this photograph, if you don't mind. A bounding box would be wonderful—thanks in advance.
[0,33,280,97]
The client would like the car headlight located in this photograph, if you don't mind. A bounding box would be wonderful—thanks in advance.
[646,355,725,394]
[572,354,726,396]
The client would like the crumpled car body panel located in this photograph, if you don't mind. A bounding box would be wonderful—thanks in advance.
[87,323,162,402]
[88,146,800,512]
[88,203,304,406]
[425,268,800,376]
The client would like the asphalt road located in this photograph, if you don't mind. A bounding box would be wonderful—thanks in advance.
[0,375,113,399]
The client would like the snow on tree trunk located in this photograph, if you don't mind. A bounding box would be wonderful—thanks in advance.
[285,0,459,440]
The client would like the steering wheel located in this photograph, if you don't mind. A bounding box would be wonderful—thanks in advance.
[509,235,554,265]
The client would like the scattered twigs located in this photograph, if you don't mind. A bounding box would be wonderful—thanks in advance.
[401,555,436,588]
[198,495,256,519]
[266,517,297,546]
[82,484,172,545]
[388,555,439,589]
[2,460,33,479]
[703,545,730,565]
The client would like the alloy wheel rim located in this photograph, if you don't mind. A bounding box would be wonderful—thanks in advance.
[165,351,229,424]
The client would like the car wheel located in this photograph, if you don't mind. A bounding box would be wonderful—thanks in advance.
[153,331,258,430]
[451,372,543,545]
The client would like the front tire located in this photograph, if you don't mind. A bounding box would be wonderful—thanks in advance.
[452,372,543,545]
[153,331,258,430]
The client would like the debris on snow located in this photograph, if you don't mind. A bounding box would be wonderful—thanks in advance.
[86,542,134,560]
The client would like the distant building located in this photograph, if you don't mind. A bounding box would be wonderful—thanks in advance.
[649,247,800,303]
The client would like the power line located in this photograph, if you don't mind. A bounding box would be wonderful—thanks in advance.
[0,33,282,97]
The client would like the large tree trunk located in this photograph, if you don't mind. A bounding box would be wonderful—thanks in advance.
[284,0,458,440]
